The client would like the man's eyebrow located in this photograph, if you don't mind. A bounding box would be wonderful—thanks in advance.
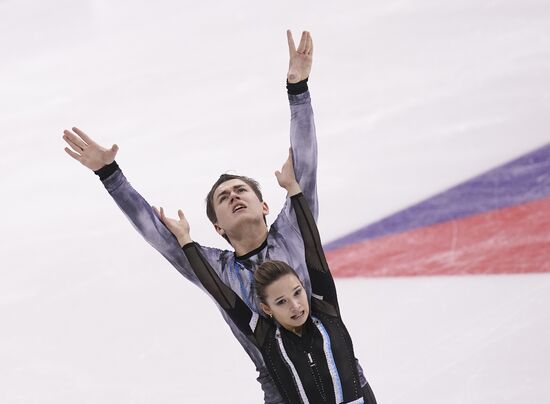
[216,189,230,199]
[216,184,247,200]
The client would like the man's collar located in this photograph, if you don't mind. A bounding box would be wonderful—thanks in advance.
[235,237,268,261]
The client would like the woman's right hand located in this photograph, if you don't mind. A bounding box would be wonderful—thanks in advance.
[154,207,193,247]
[275,148,302,197]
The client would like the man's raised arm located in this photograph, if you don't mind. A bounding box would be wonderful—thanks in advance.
[286,30,318,221]
[62,127,208,284]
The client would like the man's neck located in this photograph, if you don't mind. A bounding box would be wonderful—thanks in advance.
[230,225,269,257]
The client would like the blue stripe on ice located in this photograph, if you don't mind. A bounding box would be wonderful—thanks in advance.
[325,143,550,251]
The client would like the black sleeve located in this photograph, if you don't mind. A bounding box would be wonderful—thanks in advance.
[290,193,340,313]
[182,242,257,338]
[94,160,120,181]
[286,77,308,95]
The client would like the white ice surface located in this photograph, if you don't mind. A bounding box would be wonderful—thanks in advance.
[1,0,550,403]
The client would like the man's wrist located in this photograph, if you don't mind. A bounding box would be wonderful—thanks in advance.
[94,161,119,181]
[286,78,308,95]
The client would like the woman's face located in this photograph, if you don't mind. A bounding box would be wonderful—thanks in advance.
[260,274,309,334]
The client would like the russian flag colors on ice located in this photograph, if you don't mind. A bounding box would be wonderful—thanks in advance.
[325,144,550,277]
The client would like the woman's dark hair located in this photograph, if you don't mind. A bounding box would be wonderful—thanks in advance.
[254,260,301,304]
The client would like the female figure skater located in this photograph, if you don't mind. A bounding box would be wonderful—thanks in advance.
[158,151,377,404]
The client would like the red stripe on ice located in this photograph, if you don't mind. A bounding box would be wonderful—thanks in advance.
[326,197,550,277]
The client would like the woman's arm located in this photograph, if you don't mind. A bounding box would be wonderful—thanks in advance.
[291,193,339,311]
[156,208,258,338]
[276,152,339,311]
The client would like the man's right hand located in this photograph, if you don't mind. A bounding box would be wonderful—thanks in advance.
[287,30,313,84]
[63,127,119,171]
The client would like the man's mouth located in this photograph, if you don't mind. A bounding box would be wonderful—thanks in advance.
[291,310,305,320]
[232,204,246,213]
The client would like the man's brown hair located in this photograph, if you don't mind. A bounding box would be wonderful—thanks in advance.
[205,174,265,244]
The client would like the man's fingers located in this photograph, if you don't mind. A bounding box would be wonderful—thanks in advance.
[64,147,81,161]
[64,135,84,153]
[305,32,313,55]
[297,31,307,53]
[107,144,119,160]
[72,127,93,145]
[63,130,87,150]
[178,209,185,220]
[287,29,296,56]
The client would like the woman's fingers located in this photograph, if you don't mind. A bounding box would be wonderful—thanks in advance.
[178,209,186,220]
[152,205,160,217]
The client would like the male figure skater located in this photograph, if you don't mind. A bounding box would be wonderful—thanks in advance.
[62,31,367,403]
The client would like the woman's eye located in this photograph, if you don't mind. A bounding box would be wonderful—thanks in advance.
[276,299,285,306]
[294,289,302,296]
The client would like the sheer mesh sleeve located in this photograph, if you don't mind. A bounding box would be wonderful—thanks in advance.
[291,193,339,313]
[182,243,257,337]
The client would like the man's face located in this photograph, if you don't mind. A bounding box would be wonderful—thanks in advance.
[212,179,269,238]
[260,274,309,333]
